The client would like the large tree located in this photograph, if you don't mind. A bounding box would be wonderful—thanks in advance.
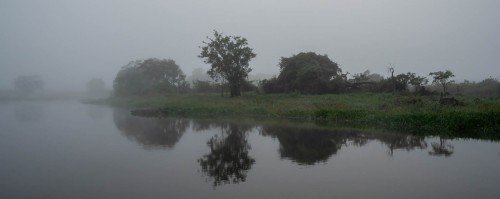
[113,58,188,96]
[277,52,341,94]
[429,70,454,94]
[199,30,256,97]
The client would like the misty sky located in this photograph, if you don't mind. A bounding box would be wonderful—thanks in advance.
[1,0,499,91]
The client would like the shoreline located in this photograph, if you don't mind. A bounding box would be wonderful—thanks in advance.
[89,92,500,140]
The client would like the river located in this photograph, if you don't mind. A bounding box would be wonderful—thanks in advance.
[1,101,499,198]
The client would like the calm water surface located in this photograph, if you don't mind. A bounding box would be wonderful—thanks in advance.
[1,101,499,198]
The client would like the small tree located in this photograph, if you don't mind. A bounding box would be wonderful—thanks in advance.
[408,73,428,93]
[199,30,256,97]
[429,70,455,94]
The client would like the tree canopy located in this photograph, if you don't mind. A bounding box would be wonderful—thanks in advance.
[199,30,256,97]
[276,52,341,94]
[429,70,455,94]
[113,58,188,96]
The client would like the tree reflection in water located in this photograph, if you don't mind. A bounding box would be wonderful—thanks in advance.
[377,134,428,156]
[113,112,455,187]
[261,126,432,164]
[261,126,350,165]
[429,137,454,157]
[198,123,255,187]
[113,109,189,150]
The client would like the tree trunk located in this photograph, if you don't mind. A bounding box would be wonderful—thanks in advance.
[230,84,241,97]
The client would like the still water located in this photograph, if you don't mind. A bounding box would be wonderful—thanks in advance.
[1,101,499,198]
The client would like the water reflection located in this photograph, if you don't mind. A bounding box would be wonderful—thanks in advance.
[85,104,107,120]
[429,137,454,157]
[261,126,349,165]
[14,104,44,122]
[262,126,434,164]
[377,134,428,156]
[113,109,189,150]
[112,114,459,187]
[198,123,255,187]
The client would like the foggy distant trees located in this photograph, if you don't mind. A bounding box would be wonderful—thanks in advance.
[199,30,256,97]
[429,70,455,94]
[408,73,428,93]
[261,52,342,94]
[113,58,189,96]
[450,77,500,97]
[13,75,43,94]
[86,78,107,97]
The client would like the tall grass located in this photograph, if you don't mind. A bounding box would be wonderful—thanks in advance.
[104,92,500,139]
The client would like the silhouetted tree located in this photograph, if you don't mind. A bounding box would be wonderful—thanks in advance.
[277,52,341,94]
[408,73,428,93]
[199,30,256,97]
[394,73,411,92]
[429,70,455,94]
[113,58,189,96]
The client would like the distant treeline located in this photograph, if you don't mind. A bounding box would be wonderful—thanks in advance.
[113,53,499,97]
[111,31,499,98]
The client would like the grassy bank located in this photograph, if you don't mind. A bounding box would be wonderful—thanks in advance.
[102,93,500,139]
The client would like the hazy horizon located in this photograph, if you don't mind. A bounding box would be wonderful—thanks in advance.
[1,0,499,91]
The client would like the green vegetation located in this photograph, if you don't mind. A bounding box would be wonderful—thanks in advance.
[103,92,500,139]
[113,58,189,96]
[101,34,500,140]
[199,30,256,97]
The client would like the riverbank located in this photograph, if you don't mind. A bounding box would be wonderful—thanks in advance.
[97,93,500,139]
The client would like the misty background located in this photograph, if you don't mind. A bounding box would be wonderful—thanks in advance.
[1,0,499,91]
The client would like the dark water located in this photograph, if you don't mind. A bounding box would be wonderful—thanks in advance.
[1,101,499,199]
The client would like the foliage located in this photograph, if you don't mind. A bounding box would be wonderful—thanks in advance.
[408,73,428,93]
[13,75,43,94]
[199,30,256,97]
[104,93,500,139]
[113,58,188,96]
[443,77,500,97]
[276,52,341,94]
[260,77,284,93]
[192,80,220,93]
[429,70,455,94]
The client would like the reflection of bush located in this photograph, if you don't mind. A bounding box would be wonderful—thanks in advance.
[261,126,432,164]
[429,138,454,157]
[261,127,349,165]
[377,134,428,156]
[198,124,255,187]
[113,109,189,150]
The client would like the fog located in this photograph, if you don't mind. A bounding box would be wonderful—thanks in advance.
[1,0,499,91]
